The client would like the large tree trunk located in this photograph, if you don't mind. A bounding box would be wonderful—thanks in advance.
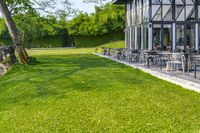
[0,0,29,64]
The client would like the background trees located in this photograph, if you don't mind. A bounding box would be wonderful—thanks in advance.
[67,3,125,36]
[0,1,125,49]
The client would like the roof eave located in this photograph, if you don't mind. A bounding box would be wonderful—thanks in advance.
[112,0,125,4]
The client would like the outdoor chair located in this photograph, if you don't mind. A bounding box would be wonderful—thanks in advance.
[101,47,106,55]
[166,52,186,73]
[129,50,139,62]
[113,48,123,60]
[157,52,171,70]
[106,48,111,56]
[139,51,158,67]
[187,54,200,78]
[139,51,147,64]
[110,48,115,57]
[120,48,127,60]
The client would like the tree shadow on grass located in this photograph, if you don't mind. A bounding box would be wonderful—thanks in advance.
[0,54,124,107]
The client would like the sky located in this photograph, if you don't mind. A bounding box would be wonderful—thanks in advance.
[0,0,111,17]
[71,0,111,14]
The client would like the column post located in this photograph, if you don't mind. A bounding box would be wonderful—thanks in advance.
[135,26,138,49]
[124,29,127,48]
[129,28,132,49]
[195,23,199,51]
[148,23,153,50]
[141,25,144,50]
[172,23,176,52]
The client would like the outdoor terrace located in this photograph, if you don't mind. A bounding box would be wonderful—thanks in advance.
[96,48,200,93]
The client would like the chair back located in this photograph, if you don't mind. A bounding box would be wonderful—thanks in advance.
[189,54,200,64]
[172,53,185,62]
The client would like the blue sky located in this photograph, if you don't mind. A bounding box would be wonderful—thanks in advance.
[0,0,111,17]
[71,0,111,14]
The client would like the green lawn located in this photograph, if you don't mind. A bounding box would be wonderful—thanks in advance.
[0,42,199,132]
[96,41,125,48]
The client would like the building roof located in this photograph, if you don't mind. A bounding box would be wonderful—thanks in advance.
[112,0,125,4]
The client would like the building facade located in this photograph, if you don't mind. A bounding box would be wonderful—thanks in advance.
[113,0,200,52]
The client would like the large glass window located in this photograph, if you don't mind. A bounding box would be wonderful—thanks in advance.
[131,27,135,49]
[198,6,200,20]
[176,24,195,51]
[163,24,172,51]
[163,6,172,21]
[143,1,149,22]
[130,0,133,25]
[186,24,195,50]
[176,24,185,50]
[136,0,142,24]
[175,1,195,21]
[137,26,141,49]
[132,0,136,25]
[143,24,149,50]
[126,0,131,26]
[125,29,131,48]
[153,24,162,50]
[153,7,162,21]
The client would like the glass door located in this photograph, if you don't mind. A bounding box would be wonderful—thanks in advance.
[185,24,195,51]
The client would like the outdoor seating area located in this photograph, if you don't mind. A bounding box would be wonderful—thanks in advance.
[97,47,200,80]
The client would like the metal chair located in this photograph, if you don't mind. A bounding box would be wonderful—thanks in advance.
[139,51,147,64]
[166,52,186,73]
[187,54,200,78]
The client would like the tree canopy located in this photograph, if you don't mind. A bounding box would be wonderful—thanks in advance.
[67,3,125,36]
[0,1,125,48]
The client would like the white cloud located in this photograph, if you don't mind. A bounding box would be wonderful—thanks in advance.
[71,0,110,14]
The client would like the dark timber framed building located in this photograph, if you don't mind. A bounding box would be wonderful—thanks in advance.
[113,0,200,52]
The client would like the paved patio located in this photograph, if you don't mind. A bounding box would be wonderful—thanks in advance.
[96,54,200,93]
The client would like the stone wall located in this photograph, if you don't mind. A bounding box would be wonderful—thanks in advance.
[0,45,16,75]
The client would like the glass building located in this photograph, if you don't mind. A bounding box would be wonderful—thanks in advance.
[113,0,200,52]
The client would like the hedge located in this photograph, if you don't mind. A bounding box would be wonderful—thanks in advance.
[73,31,125,48]
[30,36,63,48]
[0,36,63,48]
[0,31,125,48]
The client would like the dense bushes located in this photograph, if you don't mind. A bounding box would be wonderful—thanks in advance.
[68,3,125,36]
[68,3,125,48]
[0,36,64,48]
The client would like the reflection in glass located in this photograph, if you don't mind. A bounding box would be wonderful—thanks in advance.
[153,24,161,50]
[186,24,195,49]
[163,25,172,51]
[131,27,135,49]
[137,26,141,49]
[176,25,184,51]
[143,24,149,50]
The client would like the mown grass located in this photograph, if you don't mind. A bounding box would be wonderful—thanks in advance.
[27,48,94,56]
[27,41,125,56]
[97,41,125,48]
[0,41,199,132]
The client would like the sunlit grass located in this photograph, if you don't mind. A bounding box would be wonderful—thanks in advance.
[27,41,125,56]
[0,41,199,132]
[27,48,94,56]
[97,41,125,48]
